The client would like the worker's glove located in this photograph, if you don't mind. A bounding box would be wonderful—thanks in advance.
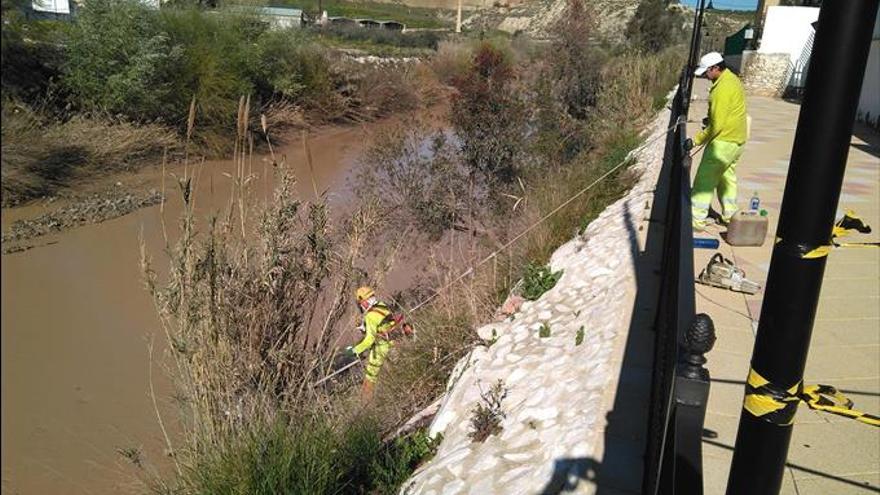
[702,117,710,129]
[684,138,695,152]
[345,346,358,358]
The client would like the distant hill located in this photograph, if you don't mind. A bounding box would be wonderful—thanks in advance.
[459,0,657,41]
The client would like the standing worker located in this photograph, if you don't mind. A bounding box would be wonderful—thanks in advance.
[686,51,748,231]
[346,286,409,400]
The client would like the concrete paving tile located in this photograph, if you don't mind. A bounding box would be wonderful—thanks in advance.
[704,352,752,384]
[816,295,880,320]
[710,332,755,357]
[803,343,880,381]
[811,318,880,346]
[696,309,755,334]
[792,473,880,494]
[787,421,880,479]
[702,453,733,494]
[820,278,880,298]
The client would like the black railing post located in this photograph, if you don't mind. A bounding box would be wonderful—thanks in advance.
[726,2,880,494]
[673,313,716,495]
[683,0,707,112]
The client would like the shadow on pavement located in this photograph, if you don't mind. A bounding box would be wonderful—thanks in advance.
[592,154,673,493]
[539,457,602,495]
[851,121,880,160]
[702,437,880,493]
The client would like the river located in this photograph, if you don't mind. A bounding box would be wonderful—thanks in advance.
[0,114,427,494]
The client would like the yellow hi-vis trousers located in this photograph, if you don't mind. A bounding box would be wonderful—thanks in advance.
[692,139,744,227]
[364,340,392,384]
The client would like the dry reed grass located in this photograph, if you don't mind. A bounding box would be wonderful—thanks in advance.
[140,96,407,476]
[1,102,180,205]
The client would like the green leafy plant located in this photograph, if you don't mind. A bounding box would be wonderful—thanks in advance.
[521,263,563,301]
[575,326,585,346]
[539,323,551,338]
[370,430,442,492]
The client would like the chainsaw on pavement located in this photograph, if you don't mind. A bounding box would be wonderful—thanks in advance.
[696,253,762,295]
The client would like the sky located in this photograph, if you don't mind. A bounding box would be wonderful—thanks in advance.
[678,0,759,11]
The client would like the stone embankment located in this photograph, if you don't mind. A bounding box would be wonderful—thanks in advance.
[741,52,790,97]
[401,107,670,494]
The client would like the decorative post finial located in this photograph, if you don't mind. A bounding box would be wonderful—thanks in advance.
[680,313,716,380]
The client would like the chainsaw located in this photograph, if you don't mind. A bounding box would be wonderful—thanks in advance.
[697,253,762,295]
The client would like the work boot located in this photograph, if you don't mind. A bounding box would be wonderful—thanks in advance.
[693,218,716,232]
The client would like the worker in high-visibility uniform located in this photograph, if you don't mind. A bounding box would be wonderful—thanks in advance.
[686,51,748,231]
[346,286,395,399]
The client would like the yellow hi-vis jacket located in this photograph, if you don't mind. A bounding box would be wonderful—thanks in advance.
[695,68,748,147]
[352,303,395,355]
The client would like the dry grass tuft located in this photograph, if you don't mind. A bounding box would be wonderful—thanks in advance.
[1,102,179,206]
[142,161,386,448]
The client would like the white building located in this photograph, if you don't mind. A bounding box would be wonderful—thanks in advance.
[758,5,820,91]
[30,0,70,15]
[857,10,880,127]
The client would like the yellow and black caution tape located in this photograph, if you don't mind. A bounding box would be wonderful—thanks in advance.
[743,368,880,427]
[832,209,876,249]
[773,209,876,259]
[832,209,872,240]
[801,384,880,426]
[773,237,833,260]
[744,368,801,425]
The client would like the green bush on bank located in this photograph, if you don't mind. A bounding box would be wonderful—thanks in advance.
[63,0,333,130]
[165,415,438,495]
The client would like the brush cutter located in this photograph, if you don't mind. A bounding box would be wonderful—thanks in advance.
[697,253,761,295]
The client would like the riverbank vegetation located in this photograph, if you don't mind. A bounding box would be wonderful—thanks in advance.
[135,0,685,492]
[3,0,686,489]
[0,0,445,206]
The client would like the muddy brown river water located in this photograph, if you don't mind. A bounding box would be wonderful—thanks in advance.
[1,114,434,494]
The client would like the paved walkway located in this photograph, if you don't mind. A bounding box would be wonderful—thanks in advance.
[688,79,880,494]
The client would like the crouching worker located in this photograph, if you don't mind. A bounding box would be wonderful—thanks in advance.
[346,286,413,400]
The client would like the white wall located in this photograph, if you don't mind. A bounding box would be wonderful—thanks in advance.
[759,6,820,63]
[857,12,880,125]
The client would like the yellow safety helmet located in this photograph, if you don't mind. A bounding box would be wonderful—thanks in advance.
[355,286,375,302]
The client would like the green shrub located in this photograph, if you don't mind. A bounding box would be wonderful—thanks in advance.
[1,14,67,104]
[253,29,334,102]
[626,0,686,54]
[357,124,470,239]
[64,0,187,121]
[62,1,336,138]
[369,430,441,493]
[549,0,605,121]
[312,24,444,51]
[450,40,528,185]
[520,263,563,301]
[539,323,551,338]
[164,415,438,495]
